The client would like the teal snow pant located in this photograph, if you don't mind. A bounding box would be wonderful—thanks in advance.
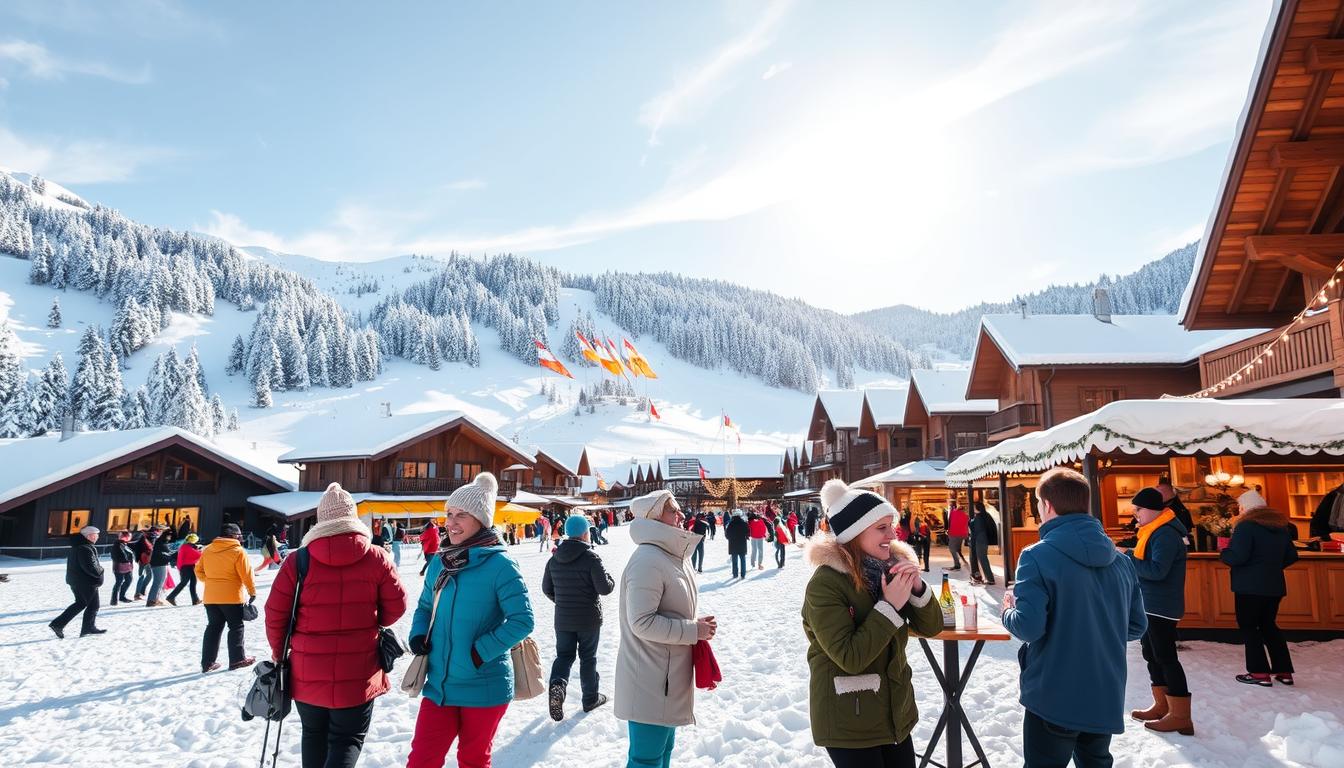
[627,721,676,768]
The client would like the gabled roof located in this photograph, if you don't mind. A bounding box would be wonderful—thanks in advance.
[904,370,997,426]
[807,389,865,440]
[853,460,949,489]
[980,314,1264,368]
[278,410,534,467]
[661,453,783,480]
[529,444,592,477]
[0,427,293,514]
[858,387,911,437]
[781,449,794,474]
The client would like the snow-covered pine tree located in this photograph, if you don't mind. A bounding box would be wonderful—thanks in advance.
[157,348,185,425]
[29,236,51,284]
[427,333,441,371]
[121,386,149,430]
[306,326,329,387]
[0,324,24,409]
[210,393,227,435]
[47,297,61,329]
[227,408,240,432]
[0,375,33,438]
[49,243,68,289]
[226,334,247,376]
[70,327,106,427]
[251,367,273,408]
[278,320,309,391]
[266,338,285,393]
[89,353,125,431]
[185,344,208,394]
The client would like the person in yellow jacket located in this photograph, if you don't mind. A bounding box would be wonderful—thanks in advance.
[195,523,257,673]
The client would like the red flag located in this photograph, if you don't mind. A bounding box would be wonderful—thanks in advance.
[698,463,707,480]
[649,401,661,420]
[535,340,574,378]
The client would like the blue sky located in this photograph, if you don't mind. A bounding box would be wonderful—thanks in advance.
[0,0,1273,312]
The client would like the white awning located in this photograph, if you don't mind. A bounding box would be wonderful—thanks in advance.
[854,460,949,488]
[944,398,1344,484]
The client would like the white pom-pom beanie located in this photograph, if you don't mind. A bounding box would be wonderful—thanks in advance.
[820,478,897,544]
[446,472,499,529]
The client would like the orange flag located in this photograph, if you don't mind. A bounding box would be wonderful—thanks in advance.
[535,340,574,378]
[576,332,602,364]
[592,335,624,377]
[623,338,658,379]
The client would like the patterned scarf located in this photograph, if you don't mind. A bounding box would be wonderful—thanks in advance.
[434,527,502,591]
[1133,510,1176,560]
[860,556,891,601]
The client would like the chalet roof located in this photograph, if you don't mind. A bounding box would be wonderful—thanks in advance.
[977,314,1265,368]
[278,410,534,466]
[0,427,294,514]
[862,387,910,427]
[853,460,949,489]
[944,397,1344,483]
[661,453,783,480]
[816,390,865,430]
[909,370,997,416]
[1179,0,1344,330]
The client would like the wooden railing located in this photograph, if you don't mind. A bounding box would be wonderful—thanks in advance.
[860,449,890,470]
[987,402,1042,436]
[1198,303,1342,397]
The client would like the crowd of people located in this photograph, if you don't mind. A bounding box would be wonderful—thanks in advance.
[41,462,1308,768]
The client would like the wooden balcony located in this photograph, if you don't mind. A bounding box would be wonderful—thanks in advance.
[987,402,1042,441]
[1198,301,1344,398]
[861,449,891,471]
[101,478,216,495]
[378,477,519,497]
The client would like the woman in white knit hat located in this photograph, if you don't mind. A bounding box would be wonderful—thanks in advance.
[802,478,942,768]
[614,489,716,768]
[405,472,535,768]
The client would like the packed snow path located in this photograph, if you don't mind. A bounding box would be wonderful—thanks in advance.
[1,530,1341,767]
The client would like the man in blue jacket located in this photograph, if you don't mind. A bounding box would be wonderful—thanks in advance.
[1002,468,1146,768]
[1120,487,1193,736]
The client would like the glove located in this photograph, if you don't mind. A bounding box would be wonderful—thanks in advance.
[409,635,430,656]
[248,595,256,605]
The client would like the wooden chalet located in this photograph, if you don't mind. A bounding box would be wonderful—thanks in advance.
[1180,0,1344,398]
[857,387,924,473]
[965,305,1263,443]
[525,445,591,497]
[804,390,868,486]
[0,427,291,555]
[902,370,996,461]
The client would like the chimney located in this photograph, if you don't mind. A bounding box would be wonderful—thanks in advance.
[60,413,74,442]
[1018,298,1028,319]
[1092,288,1113,323]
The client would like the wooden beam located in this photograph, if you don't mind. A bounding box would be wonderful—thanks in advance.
[1306,39,1344,72]
[1270,139,1344,168]
[1225,262,1258,314]
[1245,234,1344,277]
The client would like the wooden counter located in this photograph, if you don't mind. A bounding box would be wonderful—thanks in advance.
[1182,551,1344,631]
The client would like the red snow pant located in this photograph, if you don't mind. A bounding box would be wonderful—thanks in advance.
[405,699,508,768]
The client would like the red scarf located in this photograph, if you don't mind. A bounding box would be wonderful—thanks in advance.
[693,640,722,690]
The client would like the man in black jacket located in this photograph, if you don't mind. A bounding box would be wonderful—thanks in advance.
[724,509,749,579]
[542,514,615,721]
[50,527,106,638]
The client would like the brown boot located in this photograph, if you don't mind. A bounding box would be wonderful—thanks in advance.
[1131,685,1168,721]
[1145,694,1194,735]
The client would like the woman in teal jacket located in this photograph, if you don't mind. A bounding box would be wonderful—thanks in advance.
[406,473,535,768]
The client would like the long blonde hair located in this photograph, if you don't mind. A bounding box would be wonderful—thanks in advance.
[833,536,870,594]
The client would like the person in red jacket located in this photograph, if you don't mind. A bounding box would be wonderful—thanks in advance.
[946,501,969,571]
[748,512,769,571]
[265,483,408,768]
[166,534,203,605]
[786,511,799,543]
[419,520,441,576]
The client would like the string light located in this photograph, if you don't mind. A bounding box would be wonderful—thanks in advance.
[699,477,762,499]
[1176,257,1344,399]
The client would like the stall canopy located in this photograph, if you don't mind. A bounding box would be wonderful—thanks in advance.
[496,502,542,526]
[853,460,949,489]
[944,398,1344,484]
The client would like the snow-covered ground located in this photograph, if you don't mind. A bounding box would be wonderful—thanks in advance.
[2,535,1340,768]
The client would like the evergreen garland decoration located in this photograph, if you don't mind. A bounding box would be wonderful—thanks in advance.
[946,422,1344,483]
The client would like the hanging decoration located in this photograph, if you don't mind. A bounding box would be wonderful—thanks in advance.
[700,477,762,499]
[1177,257,1343,398]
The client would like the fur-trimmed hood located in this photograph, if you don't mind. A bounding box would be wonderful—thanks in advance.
[803,532,918,574]
[302,516,372,548]
[1235,506,1292,531]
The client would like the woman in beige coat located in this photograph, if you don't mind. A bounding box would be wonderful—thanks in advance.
[615,490,717,768]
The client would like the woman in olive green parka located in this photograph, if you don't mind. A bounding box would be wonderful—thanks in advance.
[803,479,943,768]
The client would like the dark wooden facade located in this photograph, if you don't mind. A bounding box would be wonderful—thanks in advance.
[805,396,868,486]
[857,398,924,472]
[902,398,988,462]
[0,439,286,552]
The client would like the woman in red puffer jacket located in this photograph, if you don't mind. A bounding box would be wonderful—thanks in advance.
[265,483,408,768]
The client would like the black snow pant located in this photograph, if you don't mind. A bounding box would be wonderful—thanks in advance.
[167,564,198,603]
[1235,593,1294,675]
[296,700,375,768]
[969,536,995,583]
[691,541,705,571]
[826,738,914,768]
[202,603,246,667]
[111,570,133,603]
[1139,615,1189,697]
[916,538,931,570]
[52,583,100,635]
[775,540,786,568]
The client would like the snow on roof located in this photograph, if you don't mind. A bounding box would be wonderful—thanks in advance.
[816,390,865,430]
[510,489,553,507]
[278,410,530,464]
[0,426,294,510]
[661,453,783,480]
[853,460,949,488]
[863,387,910,427]
[944,398,1344,483]
[910,370,997,414]
[529,443,584,476]
[247,491,363,518]
[980,314,1266,368]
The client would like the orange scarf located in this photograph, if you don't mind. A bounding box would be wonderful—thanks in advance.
[1133,510,1175,560]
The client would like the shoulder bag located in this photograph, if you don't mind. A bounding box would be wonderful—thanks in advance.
[401,581,442,696]
[510,637,545,700]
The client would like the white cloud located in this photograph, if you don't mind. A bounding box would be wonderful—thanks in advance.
[0,125,172,183]
[0,39,151,84]
[761,61,791,80]
[639,0,792,147]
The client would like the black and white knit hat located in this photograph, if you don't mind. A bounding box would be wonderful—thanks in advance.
[820,478,897,544]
